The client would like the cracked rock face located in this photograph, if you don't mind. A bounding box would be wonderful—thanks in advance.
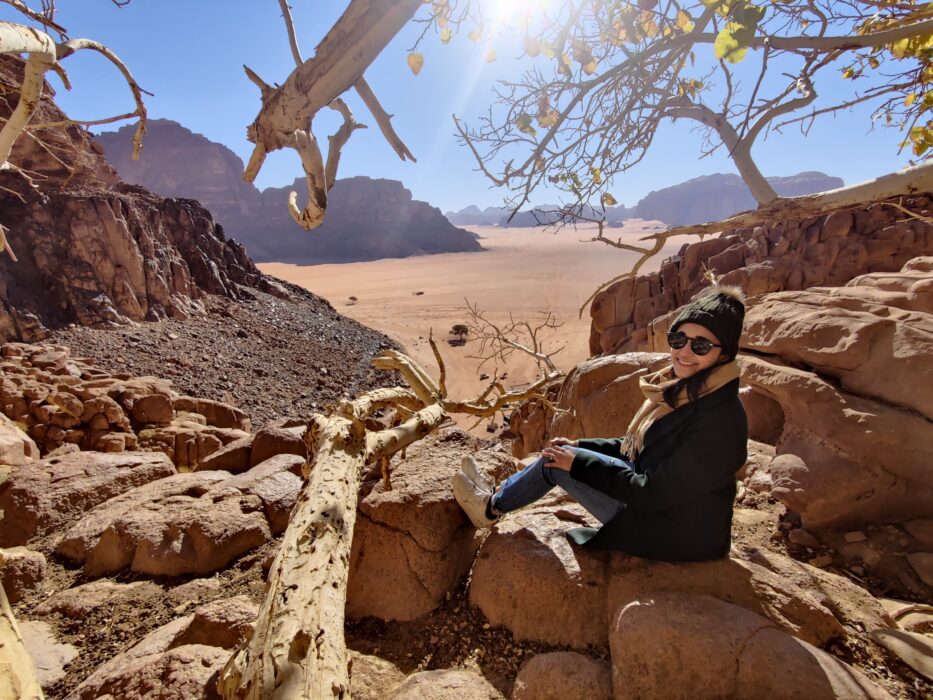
[469,505,889,650]
[739,258,933,530]
[609,592,890,699]
[69,596,257,700]
[55,459,302,577]
[346,429,504,621]
[0,58,281,343]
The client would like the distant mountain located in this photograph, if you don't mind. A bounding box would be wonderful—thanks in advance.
[450,171,841,229]
[445,205,510,226]
[445,203,634,227]
[96,119,483,263]
[632,172,844,226]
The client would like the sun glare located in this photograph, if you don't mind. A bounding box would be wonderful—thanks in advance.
[487,0,554,27]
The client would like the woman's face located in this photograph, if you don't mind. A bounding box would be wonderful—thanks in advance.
[670,322,723,378]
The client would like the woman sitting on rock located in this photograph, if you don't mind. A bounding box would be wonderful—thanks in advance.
[453,286,748,562]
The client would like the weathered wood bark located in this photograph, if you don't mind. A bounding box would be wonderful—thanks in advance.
[246,0,421,229]
[218,341,565,698]
[0,551,44,700]
[217,398,445,698]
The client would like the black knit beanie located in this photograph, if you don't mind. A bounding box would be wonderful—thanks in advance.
[670,286,746,359]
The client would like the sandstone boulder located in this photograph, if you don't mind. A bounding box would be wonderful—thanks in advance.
[0,451,176,546]
[743,282,933,420]
[742,356,933,529]
[69,596,256,699]
[549,352,669,441]
[56,470,275,576]
[349,651,406,700]
[20,620,78,689]
[512,651,612,700]
[0,546,46,603]
[872,629,933,682]
[130,393,175,426]
[249,422,307,467]
[137,418,249,470]
[470,506,887,649]
[0,412,37,464]
[195,435,252,474]
[347,429,490,621]
[470,506,608,648]
[609,593,890,698]
[219,454,304,534]
[388,669,503,699]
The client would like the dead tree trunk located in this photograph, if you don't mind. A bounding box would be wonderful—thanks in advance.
[217,385,443,698]
[0,551,45,700]
[218,345,562,699]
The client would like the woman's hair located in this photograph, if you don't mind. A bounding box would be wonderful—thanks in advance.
[662,364,719,407]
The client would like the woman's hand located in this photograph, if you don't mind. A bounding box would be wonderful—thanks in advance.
[542,443,576,472]
[547,437,578,448]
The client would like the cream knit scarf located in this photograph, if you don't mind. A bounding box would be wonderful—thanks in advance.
[620,360,740,459]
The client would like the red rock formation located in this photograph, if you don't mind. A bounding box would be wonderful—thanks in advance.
[590,194,933,355]
[0,58,283,342]
[95,120,484,263]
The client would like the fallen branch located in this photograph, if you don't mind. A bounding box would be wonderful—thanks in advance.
[0,549,45,699]
[219,341,563,697]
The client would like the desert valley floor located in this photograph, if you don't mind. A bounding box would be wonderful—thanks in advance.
[261,221,677,431]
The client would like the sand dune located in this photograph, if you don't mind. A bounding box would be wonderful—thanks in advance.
[259,221,679,432]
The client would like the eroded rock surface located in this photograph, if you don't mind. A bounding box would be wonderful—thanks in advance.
[55,464,300,576]
[610,592,890,698]
[470,506,889,649]
[0,450,176,546]
[512,651,612,700]
[347,429,498,621]
[69,596,256,699]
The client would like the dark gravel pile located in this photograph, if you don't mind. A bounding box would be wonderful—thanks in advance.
[50,281,400,428]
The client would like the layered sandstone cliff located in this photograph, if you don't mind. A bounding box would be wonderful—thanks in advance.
[96,120,483,263]
[0,58,282,342]
[589,194,933,354]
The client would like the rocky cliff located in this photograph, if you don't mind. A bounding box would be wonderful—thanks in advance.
[96,120,483,263]
[0,58,283,342]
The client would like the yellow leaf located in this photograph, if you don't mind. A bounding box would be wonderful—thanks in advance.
[842,67,855,79]
[891,37,909,59]
[441,27,453,43]
[437,14,448,28]
[583,60,598,75]
[407,52,424,75]
[714,23,749,64]
[601,192,618,206]
[591,166,602,184]
[538,110,558,128]
[868,56,880,69]
[486,48,497,63]
[676,10,694,32]
[640,13,659,37]
[906,93,918,107]
[516,113,537,136]
[468,28,482,42]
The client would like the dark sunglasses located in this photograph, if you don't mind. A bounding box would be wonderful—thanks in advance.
[667,331,721,356]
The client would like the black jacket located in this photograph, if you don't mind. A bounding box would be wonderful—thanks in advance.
[568,378,747,562]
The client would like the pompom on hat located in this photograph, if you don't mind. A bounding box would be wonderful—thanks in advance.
[669,285,746,359]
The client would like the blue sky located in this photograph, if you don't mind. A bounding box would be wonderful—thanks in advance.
[1,0,915,212]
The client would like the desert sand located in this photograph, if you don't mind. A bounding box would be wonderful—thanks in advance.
[260,220,679,432]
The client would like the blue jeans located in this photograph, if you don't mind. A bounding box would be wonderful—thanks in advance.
[491,448,630,524]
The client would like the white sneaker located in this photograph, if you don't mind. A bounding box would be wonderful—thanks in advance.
[452,470,498,529]
[461,455,493,493]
